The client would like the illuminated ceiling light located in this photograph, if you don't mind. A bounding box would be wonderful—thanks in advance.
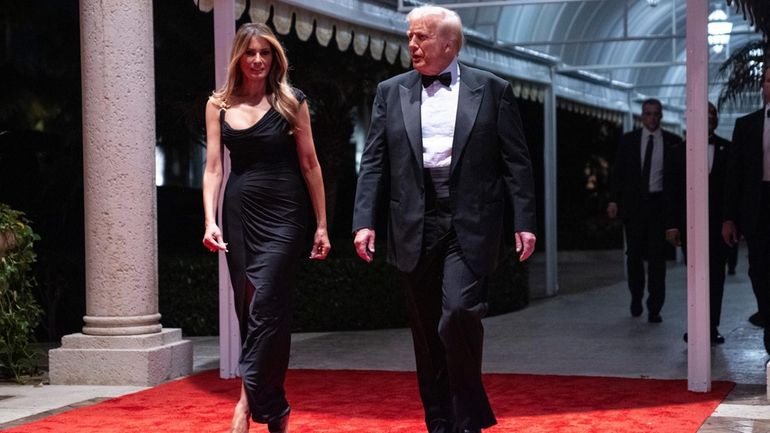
[708,9,732,54]
[646,0,659,6]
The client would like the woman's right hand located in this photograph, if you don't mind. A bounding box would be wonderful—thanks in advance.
[203,223,228,253]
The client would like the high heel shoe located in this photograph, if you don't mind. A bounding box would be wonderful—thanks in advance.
[229,408,249,433]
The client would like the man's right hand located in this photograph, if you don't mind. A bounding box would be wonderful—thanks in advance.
[354,228,376,263]
[722,220,738,247]
[665,228,681,247]
[607,202,618,220]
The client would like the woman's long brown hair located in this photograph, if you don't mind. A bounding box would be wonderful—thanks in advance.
[211,23,300,128]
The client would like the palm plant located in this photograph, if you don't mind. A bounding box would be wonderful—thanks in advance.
[718,1,769,108]
[717,39,766,108]
[727,0,770,35]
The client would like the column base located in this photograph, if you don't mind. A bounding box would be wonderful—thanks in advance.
[49,328,193,386]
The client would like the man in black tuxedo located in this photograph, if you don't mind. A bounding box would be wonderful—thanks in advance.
[723,66,770,354]
[607,99,683,323]
[352,5,537,433]
[667,102,730,344]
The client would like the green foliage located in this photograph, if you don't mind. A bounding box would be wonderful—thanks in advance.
[158,253,219,336]
[158,245,529,336]
[294,257,407,331]
[717,39,768,111]
[726,0,770,36]
[0,203,42,382]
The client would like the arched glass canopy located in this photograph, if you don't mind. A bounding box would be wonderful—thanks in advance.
[431,0,762,131]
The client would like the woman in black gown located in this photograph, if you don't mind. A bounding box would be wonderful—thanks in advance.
[201,23,330,433]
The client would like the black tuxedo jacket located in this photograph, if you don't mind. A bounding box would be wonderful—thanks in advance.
[352,64,537,276]
[724,107,766,237]
[708,134,732,227]
[609,128,683,222]
[667,133,731,233]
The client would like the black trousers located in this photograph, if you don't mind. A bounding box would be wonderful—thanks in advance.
[399,198,496,433]
[681,220,728,328]
[623,193,667,315]
[726,241,739,273]
[749,183,770,327]
[708,226,728,328]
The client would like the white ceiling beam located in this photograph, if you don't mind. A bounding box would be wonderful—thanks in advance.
[398,0,602,11]
[558,60,724,71]
[634,82,727,88]
[499,29,758,47]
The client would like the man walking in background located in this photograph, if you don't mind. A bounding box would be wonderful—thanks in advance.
[723,66,770,354]
[667,102,730,344]
[608,98,683,323]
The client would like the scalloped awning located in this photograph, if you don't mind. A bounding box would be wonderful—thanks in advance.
[194,0,632,120]
[196,0,413,67]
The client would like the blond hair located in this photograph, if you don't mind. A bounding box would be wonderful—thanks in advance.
[406,5,464,52]
[212,23,300,128]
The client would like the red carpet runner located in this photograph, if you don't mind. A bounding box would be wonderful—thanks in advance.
[4,369,733,433]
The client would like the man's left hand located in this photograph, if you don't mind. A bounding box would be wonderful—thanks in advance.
[515,231,536,262]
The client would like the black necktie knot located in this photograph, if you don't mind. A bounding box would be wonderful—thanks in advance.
[421,72,452,88]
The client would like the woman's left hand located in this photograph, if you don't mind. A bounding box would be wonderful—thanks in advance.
[309,228,330,260]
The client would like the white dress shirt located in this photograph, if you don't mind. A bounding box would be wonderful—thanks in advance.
[641,128,664,193]
[421,58,460,169]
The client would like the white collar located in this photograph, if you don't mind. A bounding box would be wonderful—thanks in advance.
[438,58,460,85]
[643,127,661,137]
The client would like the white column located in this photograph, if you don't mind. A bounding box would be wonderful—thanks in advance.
[621,91,634,282]
[541,68,559,297]
[685,0,711,392]
[49,0,192,386]
[213,0,240,380]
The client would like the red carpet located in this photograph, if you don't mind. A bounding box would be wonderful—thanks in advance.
[4,369,733,433]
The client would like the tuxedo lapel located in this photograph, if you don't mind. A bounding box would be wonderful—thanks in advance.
[750,110,765,161]
[450,67,483,175]
[399,73,424,167]
[711,138,727,177]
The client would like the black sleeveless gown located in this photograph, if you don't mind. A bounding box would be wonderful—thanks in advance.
[220,90,308,424]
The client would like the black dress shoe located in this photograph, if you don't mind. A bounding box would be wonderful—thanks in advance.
[648,313,662,323]
[630,300,643,317]
[749,312,765,327]
[712,329,725,344]
[267,410,289,433]
[683,329,725,344]
[428,418,453,433]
